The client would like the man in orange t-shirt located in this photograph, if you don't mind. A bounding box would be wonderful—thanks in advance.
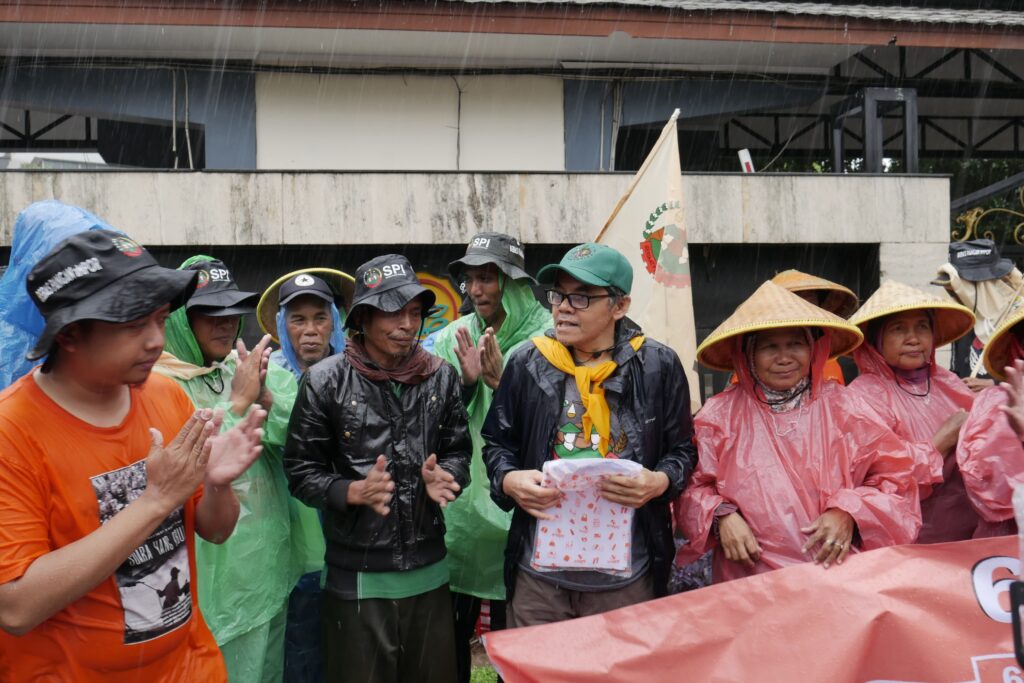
[0,229,266,682]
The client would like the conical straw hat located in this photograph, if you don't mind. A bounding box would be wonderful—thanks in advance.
[848,280,975,349]
[257,267,356,343]
[697,280,864,372]
[771,269,859,318]
[983,305,1024,380]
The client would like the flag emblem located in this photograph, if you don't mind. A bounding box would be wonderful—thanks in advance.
[640,200,690,288]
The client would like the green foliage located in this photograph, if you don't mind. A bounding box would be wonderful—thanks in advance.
[471,666,499,683]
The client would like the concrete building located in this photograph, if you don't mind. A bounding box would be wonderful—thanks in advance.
[1,0,1021,393]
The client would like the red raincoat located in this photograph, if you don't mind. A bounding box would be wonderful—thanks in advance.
[847,344,978,542]
[956,385,1024,537]
[677,331,921,582]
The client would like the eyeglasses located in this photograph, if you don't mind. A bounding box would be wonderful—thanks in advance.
[546,289,613,310]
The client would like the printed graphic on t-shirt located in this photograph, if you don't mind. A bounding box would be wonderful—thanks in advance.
[553,386,628,460]
[91,462,192,645]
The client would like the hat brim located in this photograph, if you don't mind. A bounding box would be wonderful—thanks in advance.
[279,289,334,308]
[956,258,1014,282]
[783,286,859,319]
[189,302,256,317]
[697,321,864,373]
[984,306,1024,380]
[537,263,615,289]
[345,283,437,330]
[448,254,536,285]
[186,288,258,312]
[27,266,197,360]
[852,302,975,349]
[257,268,356,342]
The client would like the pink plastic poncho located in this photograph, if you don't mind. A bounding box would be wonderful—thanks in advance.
[956,384,1024,537]
[847,344,978,543]
[677,331,921,583]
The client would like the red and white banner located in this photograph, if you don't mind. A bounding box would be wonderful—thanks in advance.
[485,536,1021,682]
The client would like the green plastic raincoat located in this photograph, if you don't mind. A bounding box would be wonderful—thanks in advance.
[432,276,551,599]
[153,255,324,683]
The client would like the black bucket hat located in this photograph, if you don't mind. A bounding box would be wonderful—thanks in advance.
[345,254,437,329]
[182,258,258,317]
[25,230,197,360]
[448,232,535,284]
[945,239,1014,283]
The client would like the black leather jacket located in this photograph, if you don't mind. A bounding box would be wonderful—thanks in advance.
[482,320,697,597]
[284,355,471,573]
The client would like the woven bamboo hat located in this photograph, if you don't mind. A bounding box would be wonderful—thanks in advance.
[697,280,864,372]
[849,280,975,349]
[771,269,859,318]
[257,267,355,343]
[983,306,1024,380]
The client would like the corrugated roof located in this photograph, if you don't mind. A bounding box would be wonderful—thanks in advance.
[446,1,1024,27]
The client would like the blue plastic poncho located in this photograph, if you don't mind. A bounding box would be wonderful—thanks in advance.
[270,303,346,378]
[0,201,117,389]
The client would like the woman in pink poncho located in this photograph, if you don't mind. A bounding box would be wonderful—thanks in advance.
[846,281,979,543]
[677,281,921,583]
[957,305,1024,537]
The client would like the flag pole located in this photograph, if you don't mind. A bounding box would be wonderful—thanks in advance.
[595,110,681,242]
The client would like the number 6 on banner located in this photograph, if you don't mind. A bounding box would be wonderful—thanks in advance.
[973,556,1020,624]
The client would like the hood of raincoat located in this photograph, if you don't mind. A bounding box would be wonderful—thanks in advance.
[730,327,834,402]
[0,200,118,388]
[163,254,243,368]
[434,274,551,412]
[853,335,938,382]
[852,329,974,413]
[274,302,347,377]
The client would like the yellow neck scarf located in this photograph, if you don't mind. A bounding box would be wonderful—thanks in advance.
[532,335,644,456]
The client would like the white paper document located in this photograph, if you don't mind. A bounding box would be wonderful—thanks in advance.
[531,458,642,574]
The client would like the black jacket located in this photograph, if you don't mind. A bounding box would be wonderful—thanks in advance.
[482,320,697,597]
[284,354,471,573]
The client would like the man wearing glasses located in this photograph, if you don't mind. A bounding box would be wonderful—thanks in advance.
[482,242,697,627]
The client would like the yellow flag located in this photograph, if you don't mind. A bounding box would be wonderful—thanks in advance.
[595,110,701,410]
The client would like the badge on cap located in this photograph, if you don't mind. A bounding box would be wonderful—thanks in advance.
[195,271,210,289]
[570,246,592,260]
[364,268,383,289]
[295,274,315,287]
[112,236,143,258]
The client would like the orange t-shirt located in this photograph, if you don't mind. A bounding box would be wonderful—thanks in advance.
[0,373,226,682]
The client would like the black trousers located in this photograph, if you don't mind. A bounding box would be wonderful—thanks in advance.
[451,591,507,683]
[323,584,457,683]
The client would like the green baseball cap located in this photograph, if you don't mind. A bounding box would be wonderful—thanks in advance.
[537,243,633,294]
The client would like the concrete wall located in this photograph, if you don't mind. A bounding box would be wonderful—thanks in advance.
[0,171,948,288]
[0,170,952,365]
[255,74,564,171]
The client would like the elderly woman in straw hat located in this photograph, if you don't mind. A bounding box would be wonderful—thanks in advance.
[676,281,921,582]
[955,306,1024,537]
[770,269,860,384]
[846,281,979,543]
